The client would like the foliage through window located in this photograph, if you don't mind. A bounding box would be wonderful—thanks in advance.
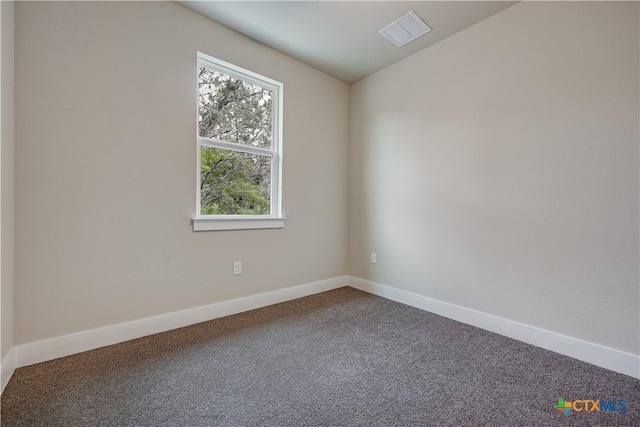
[197,53,282,218]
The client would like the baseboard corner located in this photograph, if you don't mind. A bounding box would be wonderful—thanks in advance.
[1,347,16,394]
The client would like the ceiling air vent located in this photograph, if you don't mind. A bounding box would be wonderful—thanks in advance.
[379,11,431,48]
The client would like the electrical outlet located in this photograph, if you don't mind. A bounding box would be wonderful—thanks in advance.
[370,253,377,264]
[233,261,242,275]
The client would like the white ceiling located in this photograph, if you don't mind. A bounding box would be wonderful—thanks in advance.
[179,1,518,84]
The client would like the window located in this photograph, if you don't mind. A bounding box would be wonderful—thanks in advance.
[193,52,284,231]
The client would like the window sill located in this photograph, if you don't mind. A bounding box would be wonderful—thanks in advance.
[192,216,285,232]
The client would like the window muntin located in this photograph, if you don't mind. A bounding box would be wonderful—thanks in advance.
[196,52,282,221]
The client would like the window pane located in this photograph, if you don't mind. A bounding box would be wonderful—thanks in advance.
[198,67,272,149]
[200,147,271,215]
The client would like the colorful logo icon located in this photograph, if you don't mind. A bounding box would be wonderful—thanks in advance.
[555,398,572,415]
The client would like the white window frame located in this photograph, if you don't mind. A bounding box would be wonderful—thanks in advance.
[193,52,284,231]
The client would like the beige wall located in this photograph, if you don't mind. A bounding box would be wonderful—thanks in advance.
[14,1,348,344]
[349,1,639,354]
[1,0,15,361]
[10,1,640,359]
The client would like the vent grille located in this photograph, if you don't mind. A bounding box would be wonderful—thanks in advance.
[379,11,431,48]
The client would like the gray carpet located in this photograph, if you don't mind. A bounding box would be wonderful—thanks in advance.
[1,287,638,426]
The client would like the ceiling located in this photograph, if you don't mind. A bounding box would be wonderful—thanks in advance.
[180,1,518,84]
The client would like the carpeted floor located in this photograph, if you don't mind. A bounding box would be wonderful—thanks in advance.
[1,287,638,426]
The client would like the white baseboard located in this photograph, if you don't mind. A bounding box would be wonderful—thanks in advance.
[1,347,16,393]
[6,274,637,390]
[348,276,640,380]
[14,276,348,370]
